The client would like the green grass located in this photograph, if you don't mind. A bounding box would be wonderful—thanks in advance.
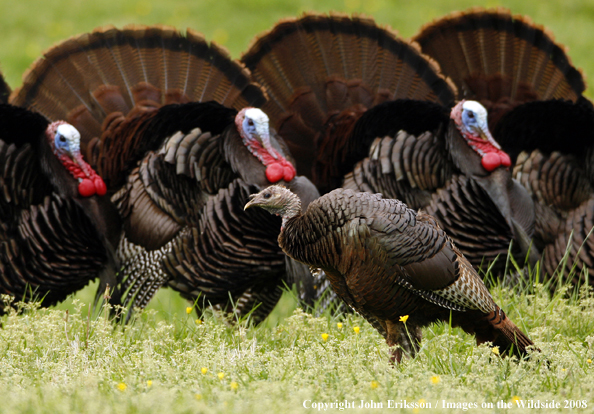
[2,0,594,412]
[1,280,593,414]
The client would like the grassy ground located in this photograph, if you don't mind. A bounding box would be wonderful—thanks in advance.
[2,0,594,412]
[1,281,593,414]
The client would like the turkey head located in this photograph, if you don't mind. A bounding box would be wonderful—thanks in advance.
[235,107,296,183]
[46,121,107,198]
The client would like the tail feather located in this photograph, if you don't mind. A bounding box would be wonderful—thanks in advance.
[414,8,585,127]
[11,25,265,152]
[242,13,456,185]
[483,307,536,356]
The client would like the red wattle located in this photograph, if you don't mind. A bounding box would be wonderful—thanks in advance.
[481,153,501,172]
[266,163,285,183]
[500,152,511,167]
[283,165,296,182]
[78,179,97,197]
[94,177,107,196]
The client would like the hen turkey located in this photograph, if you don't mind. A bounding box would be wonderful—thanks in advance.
[414,8,594,285]
[0,103,120,312]
[10,25,319,322]
[246,185,537,362]
[242,13,537,292]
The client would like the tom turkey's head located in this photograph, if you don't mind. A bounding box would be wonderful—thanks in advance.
[451,100,511,172]
[236,108,296,183]
[46,121,107,197]
[244,185,301,224]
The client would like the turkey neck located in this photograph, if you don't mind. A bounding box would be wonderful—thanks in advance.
[446,118,539,264]
[37,136,80,198]
[277,194,321,264]
[38,130,122,248]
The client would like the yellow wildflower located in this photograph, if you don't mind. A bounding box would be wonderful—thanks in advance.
[353,326,360,334]
[511,396,521,405]
[321,333,329,342]
[201,367,208,375]
[588,359,592,364]
[195,394,202,401]
[370,381,379,389]
[399,315,409,323]
[186,307,193,314]
[430,375,440,385]
[337,322,343,329]
[492,346,500,356]
[195,319,202,324]
[218,372,225,380]
[146,380,153,387]
[230,381,239,390]
[117,383,127,391]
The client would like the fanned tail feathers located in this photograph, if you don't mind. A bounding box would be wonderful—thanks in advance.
[10,25,266,185]
[242,13,456,187]
[414,8,585,128]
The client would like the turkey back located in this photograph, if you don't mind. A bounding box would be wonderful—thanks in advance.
[242,13,456,191]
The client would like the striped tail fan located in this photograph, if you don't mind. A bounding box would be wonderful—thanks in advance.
[242,13,456,191]
[10,25,266,188]
[413,8,586,129]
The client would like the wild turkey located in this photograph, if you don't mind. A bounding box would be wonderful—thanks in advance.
[0,70,9,103]
[414,9,594,285]
[242,14,537,284]
[245,185,537,362]
[10,25,319,322]
[0,103,121,312]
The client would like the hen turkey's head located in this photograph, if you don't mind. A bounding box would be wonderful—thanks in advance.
[244,185,301,227]
[46,121,107,197]
[236,108,296,183]
[451,100,511,172]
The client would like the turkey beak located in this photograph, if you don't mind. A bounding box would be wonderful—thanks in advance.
[478,124,501,150]
[244,194,258,211]
[257,125,278,160]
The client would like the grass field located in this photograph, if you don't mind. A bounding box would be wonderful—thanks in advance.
[1,0,594,412]
[1,279,594,413]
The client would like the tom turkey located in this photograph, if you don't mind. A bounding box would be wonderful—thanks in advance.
[414,9,594,285]
[0,103,121,312]
[245,185,537,362]
[241,13,537,300]
[10,25,319,323]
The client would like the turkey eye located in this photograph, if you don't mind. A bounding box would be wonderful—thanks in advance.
[247,119,254,126]
[58,135,66,142]
[467,112,474,119]
[263,193,271,199]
